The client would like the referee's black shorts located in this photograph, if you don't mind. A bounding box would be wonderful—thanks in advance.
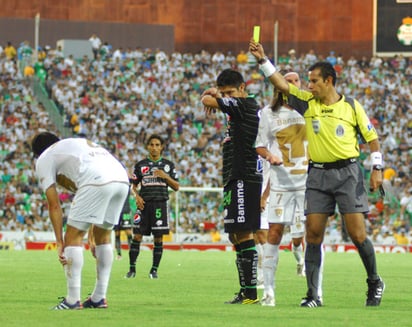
[305,161,369,215]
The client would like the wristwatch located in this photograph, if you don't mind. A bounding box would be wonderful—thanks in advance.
[373,164,383,171]
[257,56,268,64]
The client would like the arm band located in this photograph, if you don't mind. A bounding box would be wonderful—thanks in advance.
[259,60,277,78]
[370,152,383,166]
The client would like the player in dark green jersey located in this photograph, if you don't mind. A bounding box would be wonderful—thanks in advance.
[113,190,133,260]
[201,69,262,304]
[125,134,179,279]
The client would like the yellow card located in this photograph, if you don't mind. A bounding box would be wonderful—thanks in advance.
[253,26,260,42]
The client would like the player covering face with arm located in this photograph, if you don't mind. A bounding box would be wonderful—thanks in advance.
[202,69,262,304]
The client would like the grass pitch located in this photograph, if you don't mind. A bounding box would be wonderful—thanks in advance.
[0,249,410,327]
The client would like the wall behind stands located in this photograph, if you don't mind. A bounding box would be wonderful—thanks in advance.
[0,17,174,53]
[0,0,374,57]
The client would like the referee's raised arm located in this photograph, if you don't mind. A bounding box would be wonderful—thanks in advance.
[248,38,290,95]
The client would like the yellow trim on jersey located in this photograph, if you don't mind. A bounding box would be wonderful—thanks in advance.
[288,85,378,162]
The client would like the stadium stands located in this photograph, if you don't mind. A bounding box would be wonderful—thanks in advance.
[0,40,411,244]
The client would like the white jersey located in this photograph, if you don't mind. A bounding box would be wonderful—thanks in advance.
[255,105,308,191]
[259,157,270,230]
[35,138,129,193]
[261,157,270,194]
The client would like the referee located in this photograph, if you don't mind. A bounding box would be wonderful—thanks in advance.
[249,39,384,308]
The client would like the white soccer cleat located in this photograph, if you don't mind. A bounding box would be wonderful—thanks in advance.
[297,263,306,277]
[261,294,275,307]
[257,279,264,289]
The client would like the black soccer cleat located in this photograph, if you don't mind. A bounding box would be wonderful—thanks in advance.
[82,297,108,309]
[224,292,244,304]
[52,297,82,310]
[125,271,136,279]
[366,277,385,306]
[149,270,158,279]
[300,296,322,308]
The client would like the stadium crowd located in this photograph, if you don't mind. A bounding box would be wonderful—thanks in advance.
[0,39,411,245]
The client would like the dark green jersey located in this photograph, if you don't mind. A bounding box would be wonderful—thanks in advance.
[217,96,262,186]
[131,157,178,201]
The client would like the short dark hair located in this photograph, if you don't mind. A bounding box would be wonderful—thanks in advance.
[309,61,337,86]
[146,134,164,146]
[31,132,60,157]
[216,69,245,88]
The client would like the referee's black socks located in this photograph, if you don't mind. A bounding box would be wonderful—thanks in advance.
[305,243,322,299]
[354,238,378,281]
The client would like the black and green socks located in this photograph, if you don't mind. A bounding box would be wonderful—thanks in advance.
[235,244,245,294]
[239,239,258,300]
[128,240,141,272]
[151,241,163,272]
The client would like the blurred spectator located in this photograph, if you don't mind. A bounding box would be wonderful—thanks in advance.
[236,49,248,65]
[24,223,36,241]
[400,187,412,223]
[394,228,410,245]
[4,41,17,61]
[326,50,337,66]
[381,230,396,245]
[209,226,221,243]
[89,33,102,59]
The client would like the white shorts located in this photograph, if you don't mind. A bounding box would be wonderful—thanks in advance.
[267,189,306,236]
[290,217,305,238]
[68,182,130,231]
[260,200,269,230]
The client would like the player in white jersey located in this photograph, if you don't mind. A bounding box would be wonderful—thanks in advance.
[255,157,270,289]
[31,132,130,310]
[255,87,307,307]
[284,72,307,277]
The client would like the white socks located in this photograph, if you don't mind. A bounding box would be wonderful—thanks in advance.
[63,244,114,304]
[293,243,304,265]
[263,243,279,298]
[64,246,84,304]
[91,244,113,302]
[256,243,264,284]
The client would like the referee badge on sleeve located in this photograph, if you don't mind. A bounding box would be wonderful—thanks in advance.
[312,119,320,134]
